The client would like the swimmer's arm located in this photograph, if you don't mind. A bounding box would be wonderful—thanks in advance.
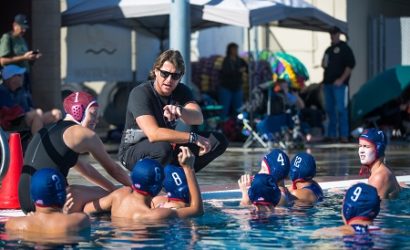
[73,160,116,192]
[66,213,91,232]
[238,174,252,206]
[290,189,316,204]
[311,225,352,238]
[174,166,203,218]
[369,173,388,199]
[136,115,191,143]
[5,217,28,232]
[68,126,131,187]
[83,192,115,215]
[83,132,131,187]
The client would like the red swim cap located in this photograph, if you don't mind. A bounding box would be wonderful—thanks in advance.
[63,91,98,123]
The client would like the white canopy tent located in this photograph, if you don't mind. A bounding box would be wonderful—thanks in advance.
[62,0,217,41]
[202,0,347,33]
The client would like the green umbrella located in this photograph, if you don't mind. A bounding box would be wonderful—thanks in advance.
[351,65,410,124]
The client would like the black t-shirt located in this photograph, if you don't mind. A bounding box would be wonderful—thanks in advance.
[323,41,356,85]
[220,57,248,91]
[119,80,195,151]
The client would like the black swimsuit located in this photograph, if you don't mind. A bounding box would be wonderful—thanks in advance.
[18,120,79,213]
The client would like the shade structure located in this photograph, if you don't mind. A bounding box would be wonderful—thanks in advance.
[62,0,217,40]
[351,66,410,124]
[202,0,347,33]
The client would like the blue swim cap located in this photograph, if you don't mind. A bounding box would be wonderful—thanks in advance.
[164,164,189,203]
[248,174,281,206]
[263,149,290,181]
[131,158,164,197]
[343,183,380,223]
[359,128,386,158]
[290,152,316,183]
[30,168,66,208]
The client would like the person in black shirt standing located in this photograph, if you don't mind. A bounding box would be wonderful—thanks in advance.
[322,26,356,143]
[219,42,248,119]
[119,50,228,172]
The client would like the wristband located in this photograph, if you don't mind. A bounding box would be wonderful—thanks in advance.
[189,132,198,144]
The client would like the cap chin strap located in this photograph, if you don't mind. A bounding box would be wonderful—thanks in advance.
[346,216,372,225]
[292,178,306,189]
[168,197,187,203]
[253,201,274,206]
[131,185,151,196]
[80,100,98,126]
[35,202,64,209]
[359,165,371,177]
[262,158,271,175]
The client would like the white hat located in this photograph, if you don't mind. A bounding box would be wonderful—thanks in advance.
[2,65,26,81]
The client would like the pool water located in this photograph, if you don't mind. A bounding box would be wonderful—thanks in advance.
[1,188,409,249]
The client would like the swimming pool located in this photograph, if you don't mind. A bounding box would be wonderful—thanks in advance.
[1,179,409,249]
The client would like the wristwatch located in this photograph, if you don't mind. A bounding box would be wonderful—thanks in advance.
[189,132,198,144]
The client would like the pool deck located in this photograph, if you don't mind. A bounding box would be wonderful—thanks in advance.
[69,139,410,192]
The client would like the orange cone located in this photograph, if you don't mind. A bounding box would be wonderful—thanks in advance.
[0,133,23,209]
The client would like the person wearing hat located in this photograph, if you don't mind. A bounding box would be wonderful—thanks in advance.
[247,174,281,212]
[0,14,41,92]
[152,163,190,209]
[0,64,61,134]
[288,152,324,205]
[6,168,90,234]
[321,26,355,143]
[238,148,293,207]
[84,146,204,220]
[313,183,381,238]
[18,91,132,215]
[358,128,401,199]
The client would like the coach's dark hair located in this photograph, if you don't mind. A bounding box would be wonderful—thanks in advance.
[149,50,185,80]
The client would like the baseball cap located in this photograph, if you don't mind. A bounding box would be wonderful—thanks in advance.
[248,174,281,206]
[163,164,189,203]
[14,14,29,29]
[131,158,164,197]
[263,149,290,181]
[1,64,26,80]
[359,128,386,158]
[343,183,381,223]
[63,91,98,124]
[290,152,317,183]
[30,168,67,208]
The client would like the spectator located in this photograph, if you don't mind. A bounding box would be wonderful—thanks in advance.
[0,14,41,93]
[321,26,355,143]
[0,65,61,134]
[219,42,248,119]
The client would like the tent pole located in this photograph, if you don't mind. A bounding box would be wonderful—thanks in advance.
[247,27,253,127]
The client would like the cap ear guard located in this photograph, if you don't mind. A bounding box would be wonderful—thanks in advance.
[70,104,85,122]
[359,128,386,158]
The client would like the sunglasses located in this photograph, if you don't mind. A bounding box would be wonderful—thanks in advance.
[158,69,183,81]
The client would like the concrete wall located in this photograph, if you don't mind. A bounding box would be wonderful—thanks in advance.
[347,0,410,97]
